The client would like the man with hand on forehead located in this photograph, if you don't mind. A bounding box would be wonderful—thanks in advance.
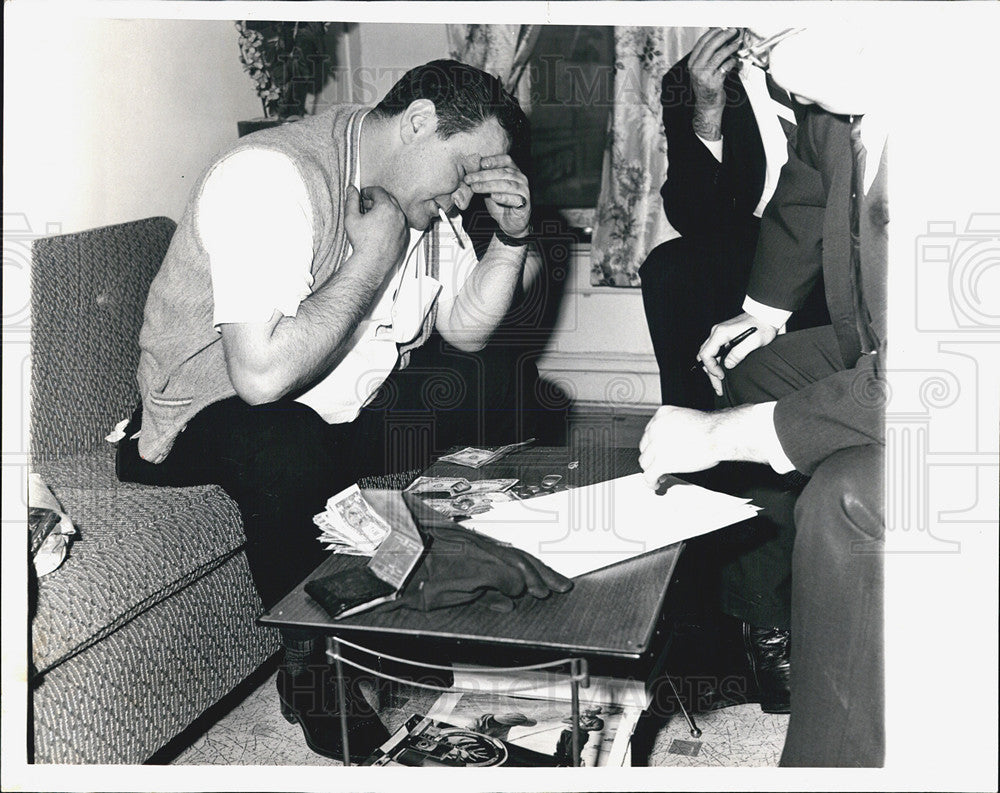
[117,59,570,761]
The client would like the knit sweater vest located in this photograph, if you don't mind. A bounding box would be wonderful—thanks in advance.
[136,105,366,463]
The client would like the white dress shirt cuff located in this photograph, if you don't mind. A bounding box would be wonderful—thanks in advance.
[742,296,792,331]
[751,402,796,475]
[696,134,724,163]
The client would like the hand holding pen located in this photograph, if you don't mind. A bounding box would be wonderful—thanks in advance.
[691,326,758,372]
[696,313,780,397]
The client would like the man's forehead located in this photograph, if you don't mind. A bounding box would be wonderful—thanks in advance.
[453,120,510,169]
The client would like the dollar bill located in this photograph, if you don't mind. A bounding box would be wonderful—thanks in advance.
[404,476,472,495]
[436,439,537,469]
[423,491,517,517]
[462,478,518,494]
[435,447,499,468]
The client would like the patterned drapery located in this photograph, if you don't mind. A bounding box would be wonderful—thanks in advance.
[590,27,706,287]
[447,24,540,107]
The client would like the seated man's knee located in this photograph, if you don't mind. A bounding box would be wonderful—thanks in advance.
[639,238,692,288]
[722,347,770,407]
[794,446,884,542]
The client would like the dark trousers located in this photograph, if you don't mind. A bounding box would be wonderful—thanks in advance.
[639,235,830,410]
[640,237,753,410]
[116,396,370,611]
[718,327,847,628]
[725,326,885,767]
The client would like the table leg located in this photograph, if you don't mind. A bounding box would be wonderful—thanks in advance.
[570,660,581,767]
[331,636,352,765]
[665,671,702,738]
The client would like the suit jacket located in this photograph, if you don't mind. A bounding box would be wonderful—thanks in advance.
[750,106,889,474]
[660,55,767,253]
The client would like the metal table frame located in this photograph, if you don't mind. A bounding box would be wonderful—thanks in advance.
[326,634,592,766]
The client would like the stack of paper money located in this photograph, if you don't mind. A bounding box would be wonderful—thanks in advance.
[313,484,391,555]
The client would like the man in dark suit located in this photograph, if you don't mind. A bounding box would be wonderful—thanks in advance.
[641,29,829,714]
[639,27,888,766]
[640,28,826,410]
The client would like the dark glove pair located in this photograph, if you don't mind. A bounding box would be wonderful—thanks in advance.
[390,523,574,613]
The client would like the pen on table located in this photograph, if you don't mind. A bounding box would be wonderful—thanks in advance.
[691,326,758,372]
[436,200,466,249]
[655,474,679,496]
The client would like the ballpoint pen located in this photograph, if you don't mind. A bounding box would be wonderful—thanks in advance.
[691,326,758,372]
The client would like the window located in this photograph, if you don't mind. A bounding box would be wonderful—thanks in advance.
[526,26,615,235]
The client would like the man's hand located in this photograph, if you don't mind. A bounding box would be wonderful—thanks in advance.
[698,312,778,395]
[639,403,772,487]
[689,28,742,141]
[639,406,728,485]
[462,154,532,238]
[344,184,408,278]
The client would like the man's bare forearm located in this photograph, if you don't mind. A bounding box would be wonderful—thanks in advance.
[437,237,527,351]
[228,252,390,402]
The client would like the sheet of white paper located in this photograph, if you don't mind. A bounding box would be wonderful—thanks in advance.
[462,473,760,578]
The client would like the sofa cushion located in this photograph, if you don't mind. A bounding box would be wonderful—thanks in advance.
[31,446,249,675]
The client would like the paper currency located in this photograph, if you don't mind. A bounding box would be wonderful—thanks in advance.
[435,447,499,469]
[314,484,391,555]
[436,438,536,469]
[463,478,518,494]
[404,476,472,496]
[423,491,517,518]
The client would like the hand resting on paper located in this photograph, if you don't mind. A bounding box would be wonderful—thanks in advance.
[390,523,574,613]
[639,404,773,488]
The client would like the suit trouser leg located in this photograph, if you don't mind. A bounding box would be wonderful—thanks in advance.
[639,238,750,410]
[780,444,885,767]
[719,326,845,628]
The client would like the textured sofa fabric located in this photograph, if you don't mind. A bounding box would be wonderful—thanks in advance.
[30,218,280,763]
[31,448,249,675]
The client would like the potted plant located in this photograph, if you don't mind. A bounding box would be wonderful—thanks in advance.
[236,20,331,136]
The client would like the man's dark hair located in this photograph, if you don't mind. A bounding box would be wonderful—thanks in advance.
[371,59,528,156]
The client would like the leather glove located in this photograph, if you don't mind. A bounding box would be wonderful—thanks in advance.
[390,523,574,613]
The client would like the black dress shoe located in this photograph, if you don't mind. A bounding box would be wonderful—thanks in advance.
[742,623,791,714]
[277,664,390,762]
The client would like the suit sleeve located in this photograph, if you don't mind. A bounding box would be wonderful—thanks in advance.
[660,59,731,237]
[745,113,826,311]
[772,349,885,476]
[768,117,889,475]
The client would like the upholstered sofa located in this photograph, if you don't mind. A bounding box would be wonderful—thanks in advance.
[29,217,281,763]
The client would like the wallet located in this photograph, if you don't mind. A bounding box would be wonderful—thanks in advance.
[305,566,398,619]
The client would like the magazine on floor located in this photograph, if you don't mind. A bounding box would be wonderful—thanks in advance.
[362,689,640,767]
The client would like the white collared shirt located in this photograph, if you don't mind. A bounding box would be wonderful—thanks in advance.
[198,145,476,425]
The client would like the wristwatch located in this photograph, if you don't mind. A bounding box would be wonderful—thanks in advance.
[494,227,532,247]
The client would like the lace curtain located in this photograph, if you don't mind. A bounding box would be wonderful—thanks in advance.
[590,27,706,287]
[447,24,540,107]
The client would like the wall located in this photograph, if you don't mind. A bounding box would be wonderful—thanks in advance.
[4,17,261,235]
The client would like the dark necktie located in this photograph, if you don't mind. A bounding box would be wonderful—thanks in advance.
[849,115,876,354]
[765,73,797,139]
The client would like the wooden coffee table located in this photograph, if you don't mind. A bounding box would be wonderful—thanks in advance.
[261,445,689,765]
